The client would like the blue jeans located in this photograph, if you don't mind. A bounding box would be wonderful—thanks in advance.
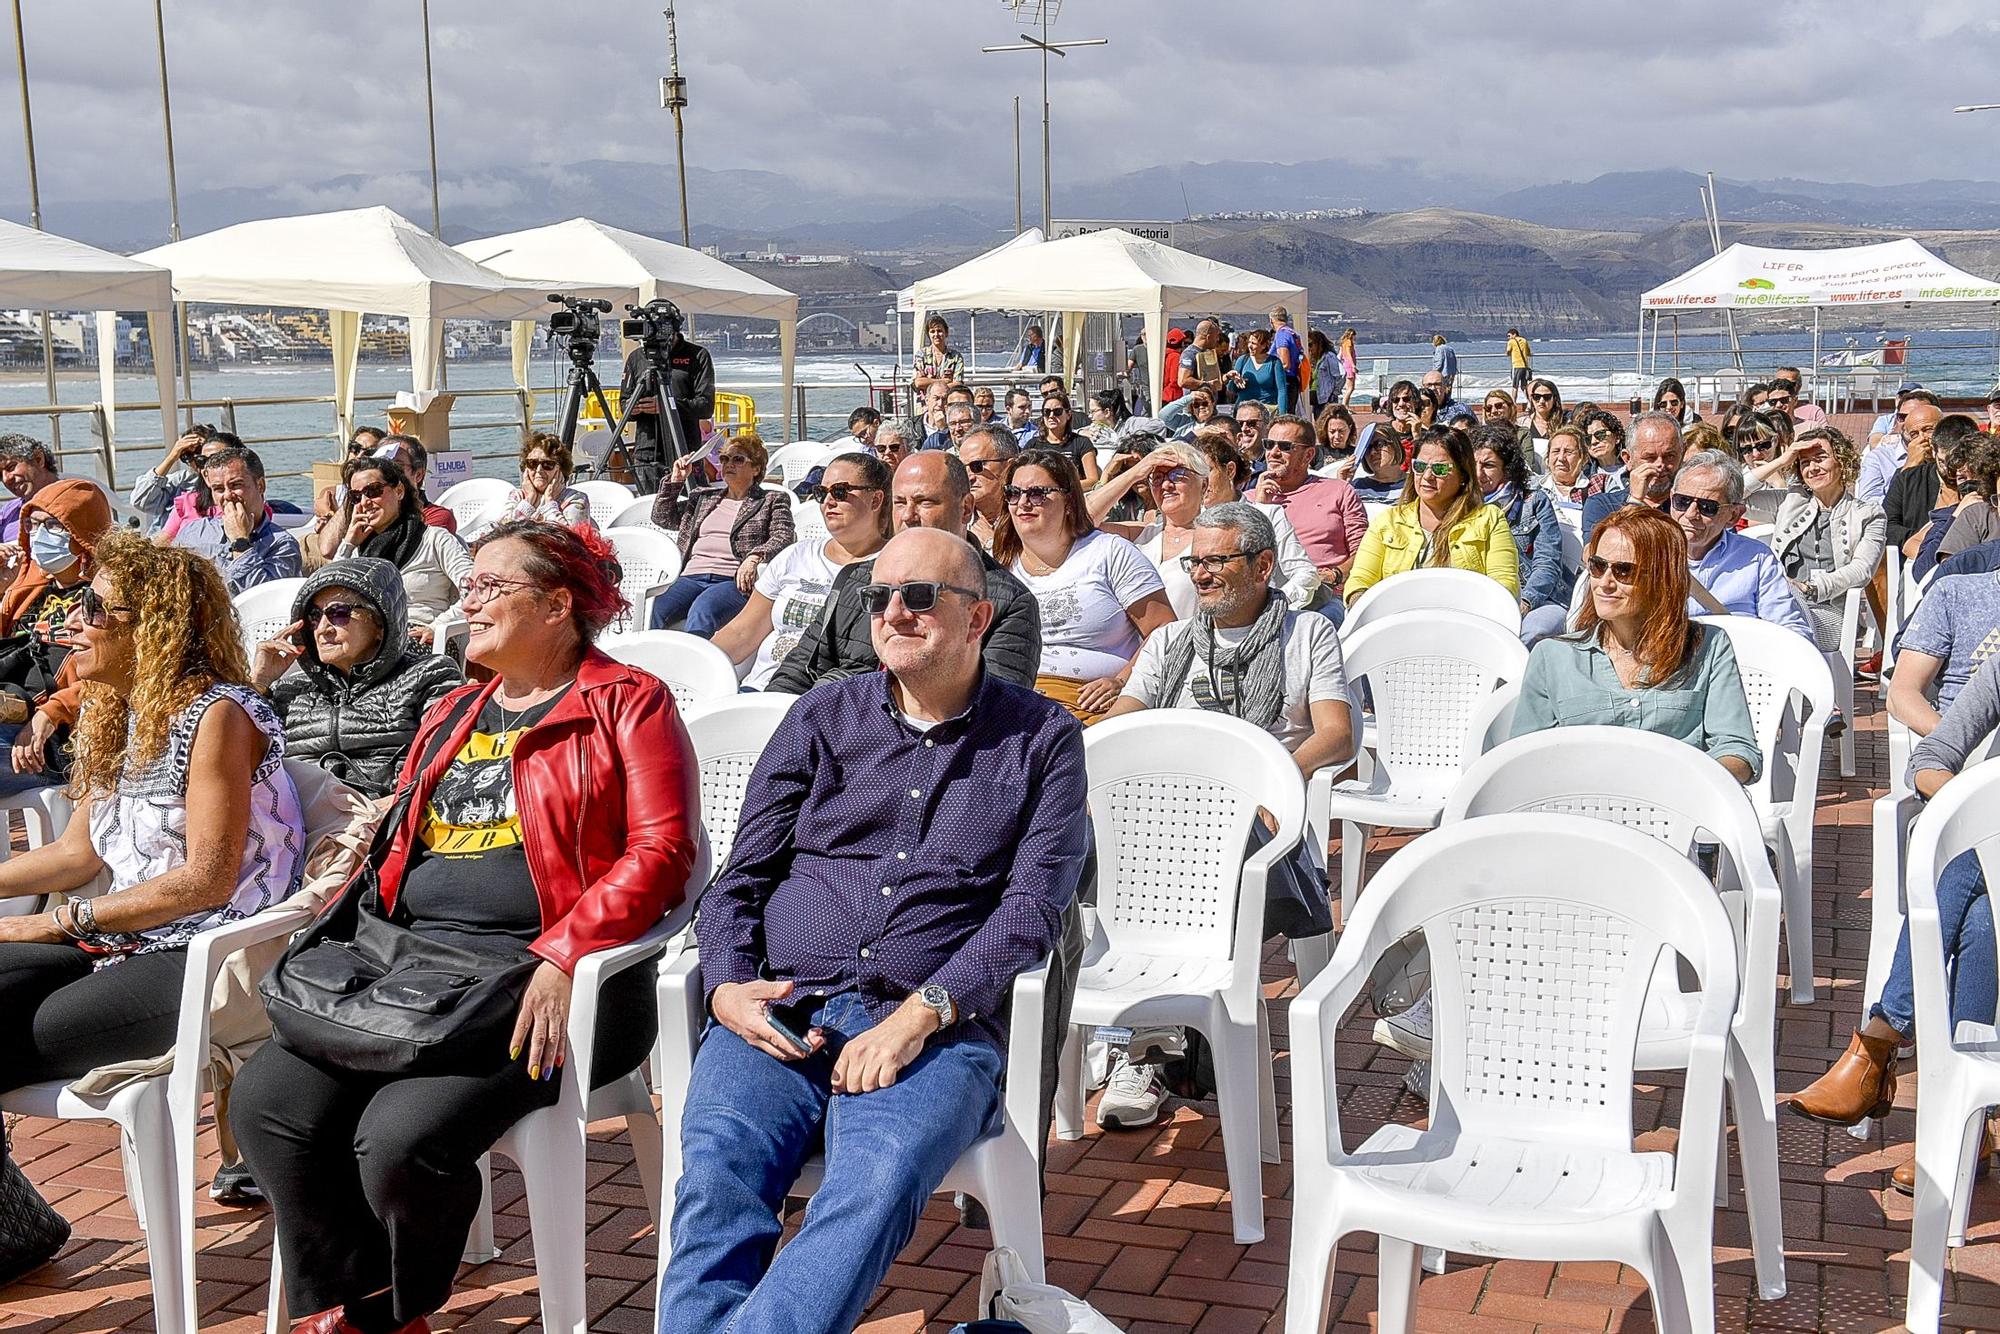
[1520,602,1570,646]
[650,573,750,636]
[1874,847,1996,1038]
[0,723,54,798]
[657,992,1004,1334]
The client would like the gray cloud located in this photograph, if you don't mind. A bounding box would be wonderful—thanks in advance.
[4,0,2000,233]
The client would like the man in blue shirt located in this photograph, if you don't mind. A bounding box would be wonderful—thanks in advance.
[659,527,1088,1333]
[171,445,300,593]
[1430,333,1459,394]
[1420,370,1476,429]
[1672,451,1814,640]
[1268,307,1303,398]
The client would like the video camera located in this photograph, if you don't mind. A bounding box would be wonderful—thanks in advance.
[546,293,612,367]
[621,298,686,358]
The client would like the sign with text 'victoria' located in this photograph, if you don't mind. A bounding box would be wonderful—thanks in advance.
[1050,219,1184,247]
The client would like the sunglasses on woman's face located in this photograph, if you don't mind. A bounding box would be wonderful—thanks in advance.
[77,585,134,629]
[808,482,881,504]
[305,602,368,628]
[523,458,560,473]
[1004,484,1061,508]
[1042,406,1068,418]
[1670,492,1723,519]
[1585,555,1639,584]
[351,482,391,502]
[1410,460,1455,478]
[1531,392,1555,402]
[718,453,755,466]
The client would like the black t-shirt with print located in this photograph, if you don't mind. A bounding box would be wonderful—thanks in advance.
[398,688,569,953]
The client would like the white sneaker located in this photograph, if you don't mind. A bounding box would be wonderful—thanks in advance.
[1402,1058,1431,1102]
[1124,1026,1187,1067]
[1096,1051,1168,1130]
[1084,1039,1111,1091]
[1371,991,1433,1060]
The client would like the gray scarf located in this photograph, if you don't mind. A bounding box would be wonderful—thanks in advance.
[1156,587,1289,730]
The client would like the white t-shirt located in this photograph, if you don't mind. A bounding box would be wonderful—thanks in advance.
[1011,529,1166,682]
[743,539,845,689]
[1120,610,1347,753]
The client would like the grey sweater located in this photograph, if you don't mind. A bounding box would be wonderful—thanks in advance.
[1910,652,2000,787]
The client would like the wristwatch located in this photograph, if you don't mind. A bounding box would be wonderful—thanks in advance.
[917,984,956,1029]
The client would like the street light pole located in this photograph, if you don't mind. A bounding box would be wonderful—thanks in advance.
[154,0,192,426]
[9,0,59,450]
[420,0,443,237]
[662,3,692,248]
[982,10,1105,232]
[1013,95,1022,237]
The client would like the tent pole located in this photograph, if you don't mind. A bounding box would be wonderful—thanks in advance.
[1811,306,1822,405]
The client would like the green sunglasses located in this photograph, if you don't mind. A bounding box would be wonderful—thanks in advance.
[1410,460,1456,478]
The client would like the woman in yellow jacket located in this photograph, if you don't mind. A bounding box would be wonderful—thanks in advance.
[1343,426,1519,604]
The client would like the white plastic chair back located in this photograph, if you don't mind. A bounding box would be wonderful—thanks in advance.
[680,694,795,876]
[609,497,660,530]
[764,441,824,485]
[791,498,830,548]
[1343,567,1524,637]
[599,630,739,710]
[1082,712,1305,967]
[435,477,512,533]
[1341,610,1529,784]
[574,479,638,528]
[1692,615,1831,818]
[601,525,684,634]
[234,577,307,660]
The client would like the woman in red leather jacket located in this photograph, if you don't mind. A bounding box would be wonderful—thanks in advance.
[232,521,700,1334]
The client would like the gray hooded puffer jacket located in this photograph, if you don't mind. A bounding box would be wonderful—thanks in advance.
[270,557,464,797]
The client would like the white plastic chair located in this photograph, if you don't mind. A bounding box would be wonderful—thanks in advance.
[1827,584,1864,778]
[435,477,512,534]
[233,577,307,663]
[1314,610,1529,923]
[1442,727,1788,1300]
[0,786,77,916]
[600,525,683,634]
[1342,567,1525,637]
[270,842,712,1334]
[655,953,1053,1291]
[790,497,830,548]
[680,694,795,874]
[573,478,638,528]
[1695,615,1833,1004]
[599,630,741,709]
[763,440,826,485]
[1054,712,1306,1243]
[1285,815,1740,1334]
[1903,762,2000,1331]
[609,497,660,530]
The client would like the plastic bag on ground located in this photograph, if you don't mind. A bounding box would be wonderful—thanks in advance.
[969,1246,1124,1333]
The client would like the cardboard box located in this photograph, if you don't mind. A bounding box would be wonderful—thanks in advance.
[385,391,457,450]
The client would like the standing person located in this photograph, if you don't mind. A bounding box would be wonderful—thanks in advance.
[1268,307,1303,401]
[1473,425,1572,644]
[994,449,1174,723]
[648,433,796,635]
[171,445,302,594]
[1343,427,1519,606]
[1229,329,1291,413]
[0,535,305,1283]
[1157,328,1190,408]
[1251,414,1369,610]
[619,307,716,490]
[324,456,472,646]
[234,521,699,1334]
[1505,327,1533,400]
[470,432,596,539]
[1337,327,1359,407]
[1178,319,1231,403]
[657,528,1086,1334]
[1307,329,1344,416]
[1430,333,1459,397]
[913,315,964,394]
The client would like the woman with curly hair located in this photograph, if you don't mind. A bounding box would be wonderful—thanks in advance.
[1750,425,1887,652]
[0,533,303,1282]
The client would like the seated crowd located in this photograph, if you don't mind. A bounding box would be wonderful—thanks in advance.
[0,345,1987,1333]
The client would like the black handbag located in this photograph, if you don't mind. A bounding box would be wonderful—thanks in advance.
[0,1132,69,1287]
[260,691,540,1076]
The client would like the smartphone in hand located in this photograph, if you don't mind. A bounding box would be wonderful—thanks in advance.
[765,1007,816,1057]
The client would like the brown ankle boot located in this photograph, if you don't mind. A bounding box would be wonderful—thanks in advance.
[1781,1028,1900,1126]
[1892,1119,2000,1195]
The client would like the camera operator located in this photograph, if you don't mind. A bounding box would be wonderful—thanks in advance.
[619,301,715,492]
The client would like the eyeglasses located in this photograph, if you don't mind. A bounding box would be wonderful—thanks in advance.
[1410,460,1455,478]
[859,580,984,616]
[77,586,135,628]
[523,458,561,473]
[1585,555,1639,584]
[718,453,755,466]
[1767,394,1794,406]
[1263,438,1309,454]
[1042,406,1069,417]
[964,458,1004,476]
[1741,438,1778,454]
[346,439,374,455]
[1390,394,1416,405]
[351,482,391,502]
[305,602,369,628]
[1483,402,1512,414]
[461,575,536,607]
[808,482,881,504]
[1156,466,1196,485]
[1670,492,1723,519]
[1530,392,1555,402]
[1003,485,1062,508]
[1179,551,1252,575]
[1235,421,1264,433]
[25,516,66,536]
[1587,429,1617,443]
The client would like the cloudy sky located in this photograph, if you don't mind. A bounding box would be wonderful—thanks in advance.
[4,0,2000,224]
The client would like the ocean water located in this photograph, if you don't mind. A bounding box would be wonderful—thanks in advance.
[6,328,1997,507]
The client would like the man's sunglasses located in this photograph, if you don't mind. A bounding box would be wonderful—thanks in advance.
[305,602,369,628]
[1670,492,1723,519]
[859,581,983,616]
[1389,394,1417,405]
[807,482,881,504]
[964,458,1005,476]
[77,586,134,628]
[1585,555,1639,583]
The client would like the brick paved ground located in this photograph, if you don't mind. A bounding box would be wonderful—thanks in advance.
[8,674,2000,1332]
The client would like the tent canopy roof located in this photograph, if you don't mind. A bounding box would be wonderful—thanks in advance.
[908,226,1301,317]
[135,206,555,321]
[1641,237,2000,311]
[456,219,798,323]
[896,227,1042,313]
[0,217,174,312]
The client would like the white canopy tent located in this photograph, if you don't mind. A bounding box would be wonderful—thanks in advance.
[0,216,179,470]
[137,207,560,440]
[894,228,1043,377]
[906,227,1305,410]
[456,218,800,436]
[1639,237,2000,378]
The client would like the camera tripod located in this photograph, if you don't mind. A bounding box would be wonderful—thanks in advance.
[555,347,690,488]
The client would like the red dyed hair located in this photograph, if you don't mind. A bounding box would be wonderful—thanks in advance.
[1575,506,1698,686]
[475,519,629,644]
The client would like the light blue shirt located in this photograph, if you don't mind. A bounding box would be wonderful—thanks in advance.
[1511,627,1762,780]
[173,514,302,594]
[1857,435,1904,506]
[1689,528,1814,642]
